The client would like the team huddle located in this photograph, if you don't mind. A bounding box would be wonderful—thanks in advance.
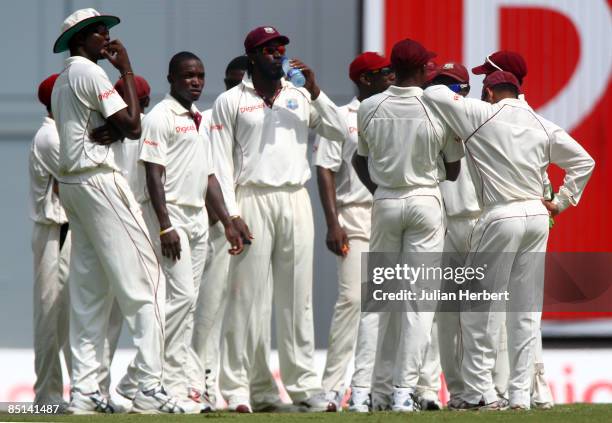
[29,7,595,415]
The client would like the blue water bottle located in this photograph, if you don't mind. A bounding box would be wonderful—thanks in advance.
[281,57,306,87]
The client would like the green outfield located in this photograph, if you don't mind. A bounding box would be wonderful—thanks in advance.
[2,405,612,423]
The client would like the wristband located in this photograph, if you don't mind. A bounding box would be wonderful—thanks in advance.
[230,215,241,221]
[120,71,134,79]
[159,226,175,236]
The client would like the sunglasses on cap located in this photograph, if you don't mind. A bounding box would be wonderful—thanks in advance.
[367,67,394,76]
[260,45,286,56]
[486,55,504,72]
[448,83,470,93]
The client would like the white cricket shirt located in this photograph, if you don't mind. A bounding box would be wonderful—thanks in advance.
[51,56,127,176]
[112,113,145,195]
[210,76,345,216]
[357,85,464,199]
[424,86,595,211]
[29,117,67,225]
[137,94,214,208]
[314,97,372,207]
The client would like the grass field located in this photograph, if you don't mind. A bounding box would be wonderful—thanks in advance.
[2,405,612,423]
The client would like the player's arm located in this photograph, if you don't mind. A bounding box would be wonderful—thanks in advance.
[440,123,465,182]
[145,162,181,261]
[352,152,377,195]
[315,133,349,256]
[317,166,349,257]
[543,125,595,216]
[206,175,250,255]
[101,40,141,139]
[423,85,491,140]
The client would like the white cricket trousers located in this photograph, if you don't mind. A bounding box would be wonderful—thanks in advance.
[142,203,208,398]
[188,222,279,406]
[369,193,445,389]
[32,223,71,404]
[436,215,479,401]
[59,170,165,394]
[220,185,321,404]
[322,204,371,394]
[461,200,549,407]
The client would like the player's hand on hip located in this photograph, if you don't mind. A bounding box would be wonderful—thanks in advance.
[90,123,123,145]
[289,58,320,100]
[160,229,181,261]
[101,40,132,74]
[541,199,560,217]
[326,224,349,257]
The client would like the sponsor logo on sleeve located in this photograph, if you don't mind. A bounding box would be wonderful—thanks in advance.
[98,88,117,101]
[144,139,159,147]
[210,124,224,131]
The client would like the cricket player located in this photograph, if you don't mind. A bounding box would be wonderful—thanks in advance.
[51,8,184,413]
[188,54,281,412]
[425,62,481,409]
[117,52,247,412]
[211,26,346,412]
[471,50,553,409]
[315,52,395,411]
[353,39,464,412]
[95,75,151,402]
[424,71,594,409]
[29,74,71,411]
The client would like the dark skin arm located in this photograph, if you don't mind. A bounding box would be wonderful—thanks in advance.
[206,175,252,255]
[444,160,461,182]
[145,162,181,261]
[352,152,377,195]
[317,166,348,257]
[96,40,141,141]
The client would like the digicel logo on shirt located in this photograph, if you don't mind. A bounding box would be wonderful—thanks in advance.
[98,88,117,101]
[175,125,197,133]
[240,103,266,113]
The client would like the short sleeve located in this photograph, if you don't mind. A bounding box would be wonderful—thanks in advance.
[314,135,343,171]
[440,123,465,163]
[139,110,170,167]
[80,66,127,119]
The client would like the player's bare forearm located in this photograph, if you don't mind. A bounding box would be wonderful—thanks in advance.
[352,152,377,195]
[206,175,232,228]
[144,162,171,229]
[316,166,341,228]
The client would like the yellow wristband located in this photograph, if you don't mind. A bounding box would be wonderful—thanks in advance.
[230,215,240,221]
[160,226,175,235]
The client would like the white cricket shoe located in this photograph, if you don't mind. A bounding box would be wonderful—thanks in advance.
[131,385,197,414]
[67,390,115,414]
[348,387,370,412]
[391,387,417,412]
[298,392,332,412]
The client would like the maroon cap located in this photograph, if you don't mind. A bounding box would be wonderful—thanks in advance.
[483,71,520,90]
[114,75,151,100]
[436,62,469,84]
[38,74,60,108]
[472,51,527,81]
[391,39,436,70]
[349,52,391,84]
[244,26,289,52]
